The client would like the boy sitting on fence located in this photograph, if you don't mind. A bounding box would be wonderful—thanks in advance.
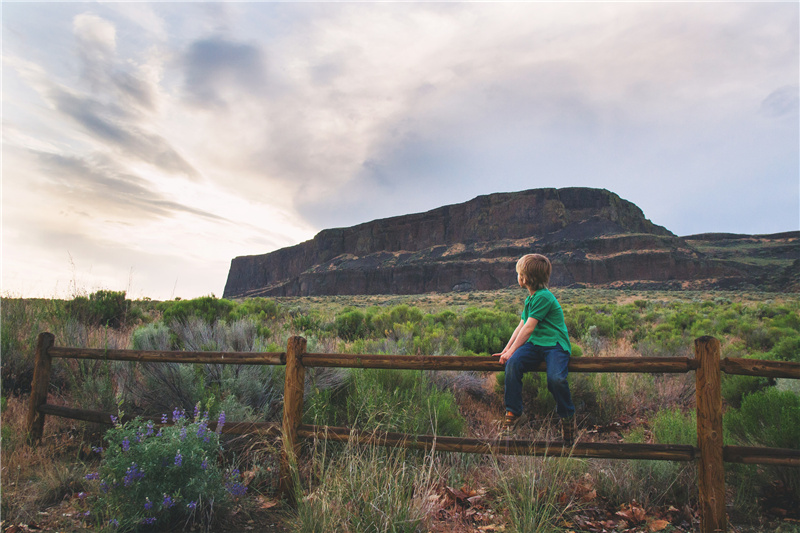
[493,253,576,443]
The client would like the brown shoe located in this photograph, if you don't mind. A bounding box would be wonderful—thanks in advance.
[502,411,527,436]
[561,417,575,445]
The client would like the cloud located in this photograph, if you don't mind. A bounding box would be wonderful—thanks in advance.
[50,86,198,177]
[761,85,799,119]
[181,37,268,107]
[32,150,222,221]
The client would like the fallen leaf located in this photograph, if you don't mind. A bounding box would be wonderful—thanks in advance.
[648,519,671,532]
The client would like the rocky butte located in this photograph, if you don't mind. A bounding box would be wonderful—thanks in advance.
[223,187,799,298]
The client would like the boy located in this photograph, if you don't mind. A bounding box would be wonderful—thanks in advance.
[493,254,576,443]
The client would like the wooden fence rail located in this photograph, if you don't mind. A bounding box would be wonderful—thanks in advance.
[26,332,800,533]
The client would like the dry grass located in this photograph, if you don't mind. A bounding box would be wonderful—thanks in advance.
[1,395,95,526]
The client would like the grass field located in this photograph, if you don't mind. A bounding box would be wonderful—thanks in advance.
[2,288,799,532]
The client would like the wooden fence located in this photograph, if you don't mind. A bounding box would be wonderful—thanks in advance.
[26,332,800,533]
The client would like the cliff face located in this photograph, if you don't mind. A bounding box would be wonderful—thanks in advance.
[223,188,798,298]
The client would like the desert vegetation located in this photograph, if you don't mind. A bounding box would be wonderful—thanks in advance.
[2,288,799,532]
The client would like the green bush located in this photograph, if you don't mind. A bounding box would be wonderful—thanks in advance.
[158,296,235,326]
[725,387,800,449]
[770,333,800,362]
[66,290,137,329]
[82,407,243,532]
[335,308,370,341]
[306,368,465,437]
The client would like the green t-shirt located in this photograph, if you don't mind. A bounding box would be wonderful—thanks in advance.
[521,289,571,354]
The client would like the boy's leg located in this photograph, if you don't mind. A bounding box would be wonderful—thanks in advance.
[543,346,575,420]
[504,343,545,417]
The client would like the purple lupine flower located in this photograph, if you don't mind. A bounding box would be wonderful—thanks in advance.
[92,446,104,453]
[172,407,184,423]
[174,452,182,467]
[193,403,200,420]
[156,428,163,437]
[109,518,119,528]
[201,458,208,470]
[83,510,91,517]
[161,413,168,424]
[224,481,247,497]
[123,463,145,486]
[144,498,153,510]
[215,411,226,434]
[162,494,174,508]
[187,501,197,510]
[180,426,187,441]
[141,517,156,525]
[100,481,109,493]
[78,492,86,499]
[85,472,100,480]
[145,420,154,437]
[110,414,118,426]
[196,420,208,438]
[121,438,130,452]
[136,430,144,443]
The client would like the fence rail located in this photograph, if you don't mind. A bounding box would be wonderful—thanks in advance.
[27,332,800,533]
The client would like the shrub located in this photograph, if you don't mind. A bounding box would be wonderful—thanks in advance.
[66,291,137,329]
[725,387,800,450]
[334,308,370,341]
[82,408,244,532]
[158,296,236,326]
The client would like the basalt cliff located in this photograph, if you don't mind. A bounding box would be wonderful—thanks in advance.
[223,188,799,298]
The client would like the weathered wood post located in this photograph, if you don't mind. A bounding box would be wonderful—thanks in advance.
[26,332,55,444]
[695,336,726,533]
[279,336,307,505]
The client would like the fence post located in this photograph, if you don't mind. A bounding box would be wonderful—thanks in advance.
[26,332,55,444]
[279,336,307,505]
[695,336,726,533]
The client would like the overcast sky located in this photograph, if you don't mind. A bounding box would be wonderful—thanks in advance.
[2,2,798,300]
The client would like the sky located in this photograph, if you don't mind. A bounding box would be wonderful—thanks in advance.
[2,2,798,301]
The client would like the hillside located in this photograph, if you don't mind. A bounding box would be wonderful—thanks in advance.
[223,188,799,298]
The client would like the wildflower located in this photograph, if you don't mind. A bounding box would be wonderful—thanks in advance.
[121,438,130,452]
[109,518,119,528]
[161,413,168,424]
[100,481,109,493]
[187,501,197,510]
[85,472,100,480]
[201,458,208,470]
[144,498,153,510]
[156,428,163,437]
[110,414,118,426]
[83,510,91,517]
[225,481,247,497]
[180,426,187,441]
[124,463,145,486]
[78,492,86,499]
[145,420,154,437]
[172,407,183,423]
[162,494,175,508]
[141,517,156,525]
[196,420,208,438]
[193,403,200,420]
[215,411,226,434]
[92,446,104,453]
[174,452,183,467]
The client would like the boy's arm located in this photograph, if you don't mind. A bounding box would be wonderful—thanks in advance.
[493,317,539,364]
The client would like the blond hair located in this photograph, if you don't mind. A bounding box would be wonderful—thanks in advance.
[516,254,551,291]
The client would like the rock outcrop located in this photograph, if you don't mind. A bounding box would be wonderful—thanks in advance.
[223,188,799,297]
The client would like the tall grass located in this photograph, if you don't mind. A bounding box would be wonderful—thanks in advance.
[290,432,438,533]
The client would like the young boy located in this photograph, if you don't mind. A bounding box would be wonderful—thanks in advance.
[493,254,576,443]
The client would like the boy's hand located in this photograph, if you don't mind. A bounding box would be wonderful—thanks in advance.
[493,351,510,364]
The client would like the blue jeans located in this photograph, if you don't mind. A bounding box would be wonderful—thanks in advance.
[504,343,575,420]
